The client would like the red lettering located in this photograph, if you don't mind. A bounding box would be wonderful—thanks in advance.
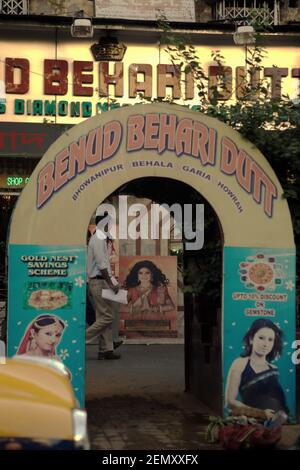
[221,137,237,174]
[99,62,123,97]
[185,71,194,100]
[158,114,176,154]
[264,68,288,99]
[86,128,103,165]
[251,162,277,217]
[54,148,69,191]
[175,118,193,156]
[103,121,122,159]
[192,122,216,165]
[292,68,300,78]
[44,59,68,95]
[5,58,29,94]
[68,136,86,179]
[73,61,93,96]
[129,64,152,98]
[144,114,159,149]
[37,162,55,208]
[127,115,144,151]
[221,137,277,216]
[208,66,232,101]
[157,64,181,99]
[236,150,252,193]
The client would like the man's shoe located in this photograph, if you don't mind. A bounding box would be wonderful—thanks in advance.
[113,340,123,350]
[98,351,121,360]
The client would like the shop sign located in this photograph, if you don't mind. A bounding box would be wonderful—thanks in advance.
[36,112,277,218]
[0,175,30,188]
[0,122,72,156]
[1,58,299,101]
[0,54,299,122]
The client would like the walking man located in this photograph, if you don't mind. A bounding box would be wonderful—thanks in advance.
[86,209,121,360]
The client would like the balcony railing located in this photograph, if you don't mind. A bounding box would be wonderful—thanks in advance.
[215,0,280,25]
[0,0,28,14]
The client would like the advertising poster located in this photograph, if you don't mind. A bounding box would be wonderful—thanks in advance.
[223,247,296,422]
[119,256,177,338]
[7,244,86,407]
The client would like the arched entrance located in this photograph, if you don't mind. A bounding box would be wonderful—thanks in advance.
[7,103,296,420]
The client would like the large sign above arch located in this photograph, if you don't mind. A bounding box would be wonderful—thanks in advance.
[7,104,296,418]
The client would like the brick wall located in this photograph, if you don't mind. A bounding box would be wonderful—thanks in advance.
[95,0,196,22]
[30,0,93,17]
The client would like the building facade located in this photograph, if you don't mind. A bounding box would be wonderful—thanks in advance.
[0,0,299,339]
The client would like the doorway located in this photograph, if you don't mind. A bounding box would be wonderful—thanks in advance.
[85,177,223,416]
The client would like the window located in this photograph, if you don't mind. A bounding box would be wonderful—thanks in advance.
[0,0,28,14]
[214,0,280,25]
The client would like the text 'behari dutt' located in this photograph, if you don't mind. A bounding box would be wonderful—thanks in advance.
[36,113,277,217]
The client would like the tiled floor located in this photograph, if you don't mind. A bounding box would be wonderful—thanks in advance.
[85,344,219,450]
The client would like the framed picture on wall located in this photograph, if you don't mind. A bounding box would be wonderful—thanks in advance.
[119,256,177,338]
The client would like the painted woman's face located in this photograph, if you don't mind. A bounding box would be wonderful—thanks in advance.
[35,323,63,353]
[251,327,275,357]
[138,268,152,283]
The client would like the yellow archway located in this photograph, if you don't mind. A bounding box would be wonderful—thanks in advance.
[7,104,296,418]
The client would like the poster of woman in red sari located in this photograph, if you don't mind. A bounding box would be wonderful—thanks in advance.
[119,256,177,338]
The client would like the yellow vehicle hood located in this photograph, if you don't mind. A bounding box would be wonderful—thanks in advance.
[0,359,76,439]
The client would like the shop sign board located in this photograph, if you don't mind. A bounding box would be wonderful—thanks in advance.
[0,40,299,124]
[0,122,72,156]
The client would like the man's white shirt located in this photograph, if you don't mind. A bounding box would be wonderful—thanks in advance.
[87,228,112,279]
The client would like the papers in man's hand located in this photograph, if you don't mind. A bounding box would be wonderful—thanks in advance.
[110,276,118,286]
[102,288,128,304]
